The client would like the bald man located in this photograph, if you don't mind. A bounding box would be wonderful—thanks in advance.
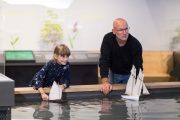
[99,18,143,95]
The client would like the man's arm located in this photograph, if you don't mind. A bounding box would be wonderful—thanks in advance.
[99,34,113,95]
[99,34,111,80]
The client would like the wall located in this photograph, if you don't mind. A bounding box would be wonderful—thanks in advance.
[0,0,180,51]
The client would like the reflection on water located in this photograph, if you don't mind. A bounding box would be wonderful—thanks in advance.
[33,101,53,119]
[12,101,70,120]
[12,94,180,120]
[125,100,141,119]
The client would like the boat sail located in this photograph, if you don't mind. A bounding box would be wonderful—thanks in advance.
[49,81,62,101]
[121,66,149,101]
[124,65,136,95]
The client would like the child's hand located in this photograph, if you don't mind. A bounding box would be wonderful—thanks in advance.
[59,84,65,90]
[41,93,49,101]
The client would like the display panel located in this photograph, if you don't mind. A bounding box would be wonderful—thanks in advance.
[5,50,35,63]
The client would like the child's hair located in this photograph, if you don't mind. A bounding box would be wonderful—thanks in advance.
[53,44,71,60]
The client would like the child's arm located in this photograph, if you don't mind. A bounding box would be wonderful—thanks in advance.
[30,62,50,90]
[63,66,71,88]
[38,87,49,101]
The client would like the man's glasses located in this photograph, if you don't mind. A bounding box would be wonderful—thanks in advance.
[116,27,130,33]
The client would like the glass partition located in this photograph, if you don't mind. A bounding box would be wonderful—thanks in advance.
[0,51,5,74]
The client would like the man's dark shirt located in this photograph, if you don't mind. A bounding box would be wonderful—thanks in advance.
[99,32,143,78]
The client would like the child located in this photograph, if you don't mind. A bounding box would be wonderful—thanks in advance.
[29,44,71,101]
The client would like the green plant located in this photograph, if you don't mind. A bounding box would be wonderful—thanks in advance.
[10,36,19,50]
[47,10,58,19]
[40,10,63,45]
[68,31,78,49]
[41,20,63,42]
[67,22,79,48]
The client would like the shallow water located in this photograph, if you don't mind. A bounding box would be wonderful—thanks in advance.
[12,93,180,120]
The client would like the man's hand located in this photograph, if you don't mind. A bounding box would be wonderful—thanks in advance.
[100,78,113,95]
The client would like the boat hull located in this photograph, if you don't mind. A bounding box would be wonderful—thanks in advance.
[121,95,139,101]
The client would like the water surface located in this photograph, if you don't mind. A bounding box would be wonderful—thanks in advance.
[12,93,180,120]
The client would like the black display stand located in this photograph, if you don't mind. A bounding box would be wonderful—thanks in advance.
[4,51,99,87]
[0,107,11,120]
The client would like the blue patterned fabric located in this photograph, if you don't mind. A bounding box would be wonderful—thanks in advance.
[29,60,71,90]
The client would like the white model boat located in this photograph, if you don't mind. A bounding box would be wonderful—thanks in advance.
[121,66,149,101]
[124,65,136,95]
[49,81,62,101]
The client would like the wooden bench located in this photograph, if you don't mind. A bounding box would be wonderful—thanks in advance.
[98,51,175,83]
[143,51,174,82]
